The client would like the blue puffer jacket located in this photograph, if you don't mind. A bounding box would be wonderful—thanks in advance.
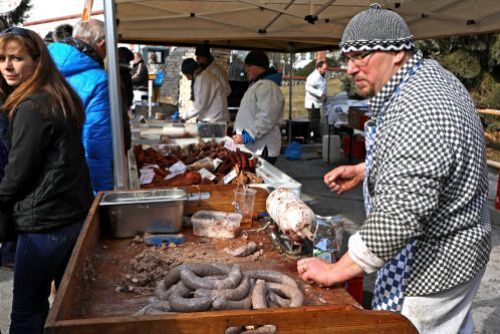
[49,41,113,193]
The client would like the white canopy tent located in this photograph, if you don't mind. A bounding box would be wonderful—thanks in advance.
[115,0,500,52]
[103,0,500,189]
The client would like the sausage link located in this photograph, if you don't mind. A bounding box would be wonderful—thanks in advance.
[266,282,303,307]
[251,279,268,309]
[168,281,212,312]
[246,270,298,288]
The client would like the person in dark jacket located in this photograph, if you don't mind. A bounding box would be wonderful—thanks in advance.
[0,15,15,271]
[118,47,134,109]
[43,31,54,45]
[131,51,149,88]
[0,27,93,333]
[0,106,14,270]
[118,46,133,152]
[48,19,113,193]
[53,24,73,42]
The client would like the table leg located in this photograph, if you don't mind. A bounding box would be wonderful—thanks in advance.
[328,125,332,163]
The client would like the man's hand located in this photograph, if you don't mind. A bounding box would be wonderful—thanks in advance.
[324,163,365,194]
[232,134,243,144]
[297,253,364,287]
[297,257,334,287]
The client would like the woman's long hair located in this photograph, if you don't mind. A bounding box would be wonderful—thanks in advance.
[0,28,84,127]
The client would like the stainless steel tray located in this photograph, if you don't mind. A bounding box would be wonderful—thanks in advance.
[100,188,186,205]
[99,189,188,238]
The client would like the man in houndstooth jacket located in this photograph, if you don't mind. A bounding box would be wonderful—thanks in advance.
[297,4,491,333]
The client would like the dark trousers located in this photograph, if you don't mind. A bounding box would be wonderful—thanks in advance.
[260,146,278,165]
[9,221,83,334]
[266,156,278,165]
[0,239,16,267]
[307,107,321,142]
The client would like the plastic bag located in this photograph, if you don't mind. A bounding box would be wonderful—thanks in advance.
[170,111,180,121]
[284,140,302,160]
[312,215,344,263]
[153,70,165,87]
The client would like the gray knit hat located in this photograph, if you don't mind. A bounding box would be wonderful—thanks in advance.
[339,3,415,53]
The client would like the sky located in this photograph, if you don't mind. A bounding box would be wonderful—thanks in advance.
[22,0,104,37]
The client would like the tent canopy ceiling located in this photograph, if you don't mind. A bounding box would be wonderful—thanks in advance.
[116,0,500,52]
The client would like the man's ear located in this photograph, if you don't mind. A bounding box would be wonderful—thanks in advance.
[393,50,407,65]
[96,39,106,57]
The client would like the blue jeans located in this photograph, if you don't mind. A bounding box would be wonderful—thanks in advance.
[9,221,83,334]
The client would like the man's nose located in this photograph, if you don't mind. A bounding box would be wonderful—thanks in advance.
[346,61,359,75]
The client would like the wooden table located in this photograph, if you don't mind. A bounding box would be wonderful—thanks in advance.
[45,193,418,334]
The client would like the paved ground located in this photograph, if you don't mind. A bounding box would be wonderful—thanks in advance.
[1,146,499,333]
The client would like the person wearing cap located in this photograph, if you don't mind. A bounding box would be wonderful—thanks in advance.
[305,61,328,142]
[195,44,231,97]
[232,51,284,164]
[180,58,229,122]
[297,4,490,333]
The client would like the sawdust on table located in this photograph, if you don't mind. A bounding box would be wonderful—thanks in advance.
[117,232,268,295]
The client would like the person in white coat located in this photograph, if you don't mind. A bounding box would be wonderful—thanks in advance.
[181,58,229,122]
[305,61,328,142]
[233,51,284,165]
[196,45,232,97]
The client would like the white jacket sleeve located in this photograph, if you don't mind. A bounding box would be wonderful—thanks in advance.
[209,63,232,96]
[194,76,210,115]
[187,74,214,120]
[348,232,385,273]
[305,73,325,99]
[185,106,198,120]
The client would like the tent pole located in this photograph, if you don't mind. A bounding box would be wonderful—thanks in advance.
[104,0,128,190]
[288,51,294,143]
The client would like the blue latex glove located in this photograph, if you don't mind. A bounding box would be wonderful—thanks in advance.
[242,129,255,144]
[171,111,180,121]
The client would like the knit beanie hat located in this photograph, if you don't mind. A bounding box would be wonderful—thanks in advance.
[244,50,269,69]
[339,3,415,53]
[181,58,198,75]
[195,44,211,58]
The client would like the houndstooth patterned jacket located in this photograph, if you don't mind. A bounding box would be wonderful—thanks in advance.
[360,50,492,296]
